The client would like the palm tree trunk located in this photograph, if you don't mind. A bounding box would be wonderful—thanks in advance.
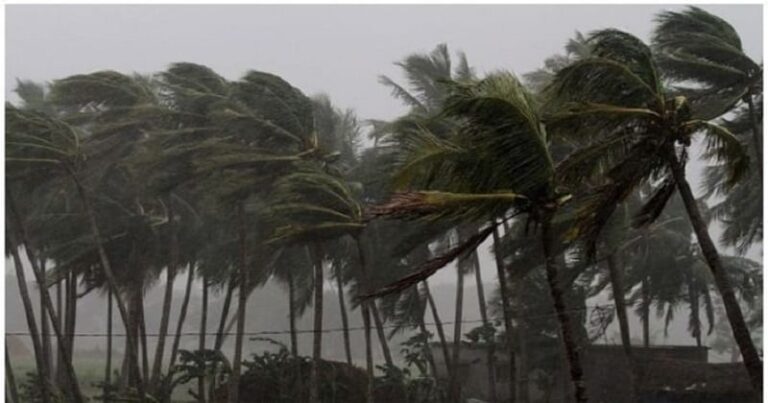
[150,267,175,389]
[335,266,353,365]
[415,292,438,378]
[104,287,113,403]
[209,276,235,403]
[214,278,235,353]
[71,174,144,401]
[541,217,587,403]
[40,257,53,378]
[309,243,324,403]
[126,287,143,389]
[450,257,466,403]
[689,279,702,347]
[55,279,62,380]
[168,263,195,375]
[139,291,150,387]
[58,274,70,386]
[229,204,249,403]
[198,276,209,403]
[473,249,498,403]
[515,285,529,403]
[8,195,84,402]
[607,253,638,402]
[491,226,516,403]
[669,154,763,392]
[8,236,51,403]
[66,271,78,374]
[355,237,394,369]
[287,272,298,357]
[6,348,20,403]
[354,237,375,403]
[361,304,374,403]
[423,281,452,378]
[745,89,762,180]
[607,254,632,358]
[370,303,394,367]
[642,278,650,348]
[151,196,179,389]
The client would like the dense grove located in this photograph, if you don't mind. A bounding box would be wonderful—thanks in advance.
[5,6,763,403]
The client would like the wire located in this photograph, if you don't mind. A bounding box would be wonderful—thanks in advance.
[5,302,623,338]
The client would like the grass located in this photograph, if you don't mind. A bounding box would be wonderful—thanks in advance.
[10,357,198,402]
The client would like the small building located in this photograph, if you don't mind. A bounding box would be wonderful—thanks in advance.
[430,343,755,403]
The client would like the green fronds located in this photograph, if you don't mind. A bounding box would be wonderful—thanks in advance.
[566,140,668,258]
[688,120,750,186]
[49,71,153,110]
[235,70,314,137]
[378,75,427,112]
[588,29,660,92]
[6,104,83,168]
[442,72,555,196]
[632,178,676,229]
[362,225,495,299]
[389,124,465,189]
[548,57,658,109]
[653,6,760,89]
[367,190,527,223]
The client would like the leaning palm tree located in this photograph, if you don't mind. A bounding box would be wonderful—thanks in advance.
[545,29,761,392]
[6,103,136,403]
[701,95,763,254]
[652,6,763,171]
[138,62,317,402]
[368,72,588,403]
[267,165,370,403]
[375,44,487,402]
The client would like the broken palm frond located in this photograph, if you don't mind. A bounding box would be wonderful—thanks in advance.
[632,176,676,228]
[365,190,526,221]
[360,225,495,299]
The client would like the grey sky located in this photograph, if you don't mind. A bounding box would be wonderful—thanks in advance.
[5,4,763,284]
[6,4,763,123]
[5,5,764,356]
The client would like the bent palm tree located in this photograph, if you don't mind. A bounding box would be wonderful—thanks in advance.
[546,29,761,392]
[368,72,587,403]
[701,96,763,254]
[653,6,763,172]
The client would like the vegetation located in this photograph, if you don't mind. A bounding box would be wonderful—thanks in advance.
[5,6,762,403]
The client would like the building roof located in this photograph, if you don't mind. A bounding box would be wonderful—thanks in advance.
[637,359,753,396]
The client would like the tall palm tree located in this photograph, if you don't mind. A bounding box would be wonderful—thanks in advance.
[368,72,588,403]
[701,96,763,254]
[268,166,367,403]
[375,44,486,402]
[546,29,761,392]
[652,6,763,172]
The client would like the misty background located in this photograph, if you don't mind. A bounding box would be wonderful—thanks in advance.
[5,4,763,371]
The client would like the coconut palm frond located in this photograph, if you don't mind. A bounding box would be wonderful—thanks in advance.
[362,225,495,299]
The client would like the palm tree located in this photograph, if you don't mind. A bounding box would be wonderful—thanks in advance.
[13,82,58,379]
[652,6,763,172]
[6,346,21,403]
[375,44,487,402]
[268,166,368,403]
[140,62,319,403]
[5,103,133,403]
[6,218,52,403]
[701,96,763,254]
[368,72,588,403]
[546,29,761,392]
[272,246,314,357]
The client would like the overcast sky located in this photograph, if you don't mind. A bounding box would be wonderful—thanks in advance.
[6,4,763,123]
[5,4,764,284]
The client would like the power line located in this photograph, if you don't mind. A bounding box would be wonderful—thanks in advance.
[6,302,623,338]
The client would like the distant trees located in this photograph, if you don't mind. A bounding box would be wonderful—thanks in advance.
[5,6,762,403]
